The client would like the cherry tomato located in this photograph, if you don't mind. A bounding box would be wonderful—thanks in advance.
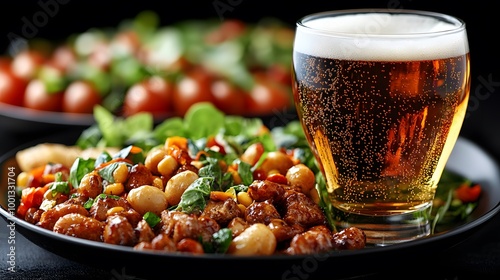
[11,50,45,81]
[123,75,174,117]
[205,19,246,44]
[88,42,111,71]
[17,185,49,218]
[206,135,226,154]
[172,68,215,116]
[63,80,102,114]
[0,67,27,106]
[111,30,141,57]
[266,64,292,87]
[50,45,77,73]
[455,183,482,203]
[0,57,11,71]
[266,173,288,185]
[245,74,292,116]
[211,79,246,115]
[24,79,63,112]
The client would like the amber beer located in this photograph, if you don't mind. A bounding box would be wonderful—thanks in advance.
[293,10,470,244]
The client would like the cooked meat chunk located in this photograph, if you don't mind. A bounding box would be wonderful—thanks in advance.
[38,203,89,230]
[332,227,366,250]
[285,225,333,255]
[247,180,285,203]
[135,220,155,243]
[103,215,137,246]
[202,198,243,227]
[282,190,326,228]
[125,163,153,191]
[161,210,220,243]
[245,200,281,225]
[89,196,133,221]
[134,233,176,251]
[53,213,103,242]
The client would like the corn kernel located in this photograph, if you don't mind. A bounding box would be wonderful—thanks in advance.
[112,163,129,183]
[104,183,125,196]
[237,191,253,207]
[107,206,125,216]
[237,204,246,213]
[16,172,30,189]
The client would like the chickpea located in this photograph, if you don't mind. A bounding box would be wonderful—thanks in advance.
[127,185,169,216]
[144,147,167,174]
[227,223,276,255]
[164,170,199,206]
[152,177,164,190]
[237,191,253,207]
[157,155,178,177]
[260,151,294,176]
[286,163,316,194]
[17,172,30,189]
[112,163,129,184]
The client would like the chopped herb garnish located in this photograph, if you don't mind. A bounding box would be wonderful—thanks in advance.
[143,211,161,228]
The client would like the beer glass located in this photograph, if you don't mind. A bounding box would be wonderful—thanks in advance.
[292,9,470,245]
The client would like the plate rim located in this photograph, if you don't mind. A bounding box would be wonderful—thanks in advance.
[0,101,96,126]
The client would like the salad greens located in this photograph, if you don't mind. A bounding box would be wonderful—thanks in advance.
[77,102,275,153]
[76,103,480,234]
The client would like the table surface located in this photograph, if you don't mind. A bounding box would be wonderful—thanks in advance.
[1,126,500,280]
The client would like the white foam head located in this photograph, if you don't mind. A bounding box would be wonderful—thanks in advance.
[294,10,469,61]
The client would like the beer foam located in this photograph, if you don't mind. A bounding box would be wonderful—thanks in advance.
[294,12,469,61]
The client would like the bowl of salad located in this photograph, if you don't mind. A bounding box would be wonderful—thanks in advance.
[0,11,295,132]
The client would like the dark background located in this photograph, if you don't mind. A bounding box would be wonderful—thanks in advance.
[0,0,499,162]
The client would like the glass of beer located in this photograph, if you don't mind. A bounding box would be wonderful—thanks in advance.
[292,9,470,245]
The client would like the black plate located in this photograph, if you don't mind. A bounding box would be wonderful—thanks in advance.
[1,136,499,279]
[0,102,95,133]
[0,101,297,134]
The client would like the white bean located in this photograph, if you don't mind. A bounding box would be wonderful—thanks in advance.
[127,185,168,215]
[228,223,276,255]
[164,170,199,206]
[144,147,167,174]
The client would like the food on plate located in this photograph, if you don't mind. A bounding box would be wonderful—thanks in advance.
[0,11,294,119]
[12,103,480,255]
[14,104,366,255]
